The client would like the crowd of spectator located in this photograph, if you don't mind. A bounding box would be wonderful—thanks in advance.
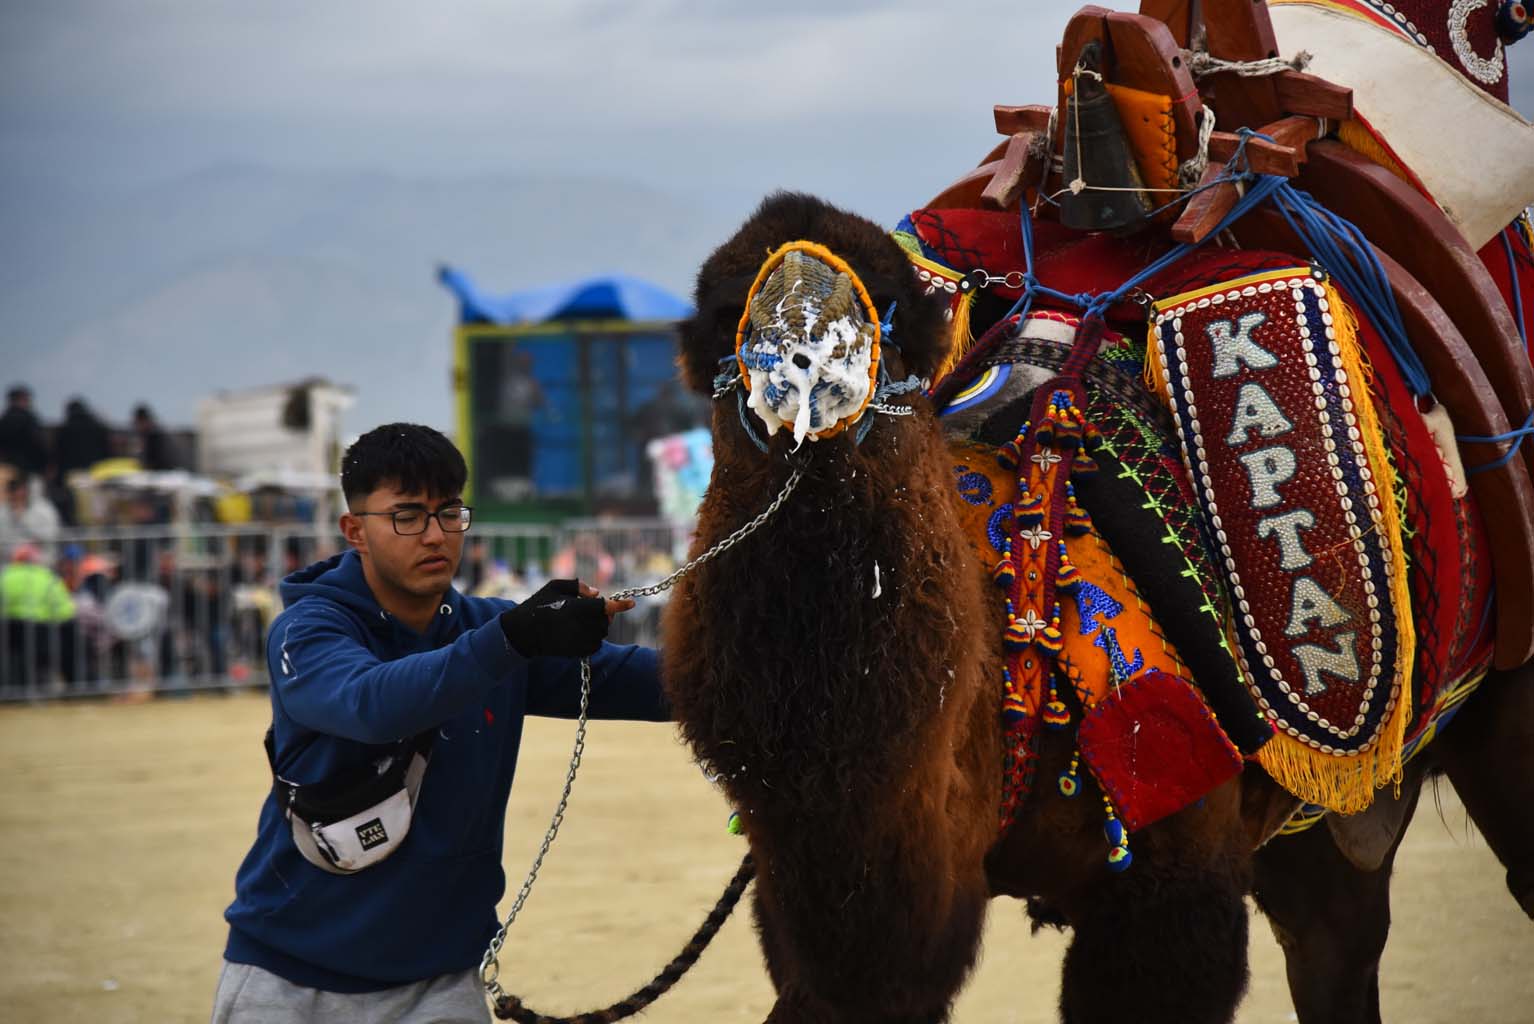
[0,382,226,695]
[0,383,180,536]
[1,382,687,697]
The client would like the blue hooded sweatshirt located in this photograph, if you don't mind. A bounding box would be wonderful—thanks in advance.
[223,550,668,992]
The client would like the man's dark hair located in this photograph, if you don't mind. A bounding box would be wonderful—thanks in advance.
[6,385,30,405]
[341,423,467,507]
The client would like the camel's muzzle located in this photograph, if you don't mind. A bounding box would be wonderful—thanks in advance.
[736,242,882,446]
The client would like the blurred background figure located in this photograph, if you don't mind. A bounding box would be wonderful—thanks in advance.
[1,543,78,691]
[550,531,615,591]
[132,403,178,471]
[0,385,49,480]
[55,398,113,478]
[491,349,544,498]
[0,474,61,563]
[460,537,492,595]
[63,549,126,685]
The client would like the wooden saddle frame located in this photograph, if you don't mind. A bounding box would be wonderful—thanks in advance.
[923,0,1534,669]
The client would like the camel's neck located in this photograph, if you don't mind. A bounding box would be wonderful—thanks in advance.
[675,415,981,809]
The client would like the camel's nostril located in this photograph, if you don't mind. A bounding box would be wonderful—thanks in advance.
[792,353,812,370]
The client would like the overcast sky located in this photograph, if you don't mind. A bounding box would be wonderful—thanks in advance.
[7,2,1526,209]
[0,1,1083,220]
[2,2,1531,433]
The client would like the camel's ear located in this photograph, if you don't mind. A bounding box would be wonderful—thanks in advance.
[676,271,753,395]
[676,308,731,396]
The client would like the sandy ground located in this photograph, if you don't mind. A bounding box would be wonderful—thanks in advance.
[0,691,1528,1023]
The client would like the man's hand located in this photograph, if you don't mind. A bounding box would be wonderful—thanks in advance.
[582,580,636,621]
[500,578,633,659]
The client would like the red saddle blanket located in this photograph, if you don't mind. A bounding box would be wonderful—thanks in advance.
[920,211,1497,814]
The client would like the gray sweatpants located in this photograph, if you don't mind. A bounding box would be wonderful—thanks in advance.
[211,960,491,1024]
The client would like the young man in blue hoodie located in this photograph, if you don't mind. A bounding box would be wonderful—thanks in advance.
[214,423,668,1023]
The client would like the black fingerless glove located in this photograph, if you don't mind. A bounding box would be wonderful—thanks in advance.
[499,578,610,658]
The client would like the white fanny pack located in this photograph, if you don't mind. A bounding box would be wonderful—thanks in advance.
[265,729,433,874]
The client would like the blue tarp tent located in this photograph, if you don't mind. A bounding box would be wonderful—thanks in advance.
[443,265,701,517]
[438,266,691,324]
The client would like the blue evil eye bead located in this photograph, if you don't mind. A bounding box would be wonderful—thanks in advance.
[1058,772,1080,797]
[1103,816,1126,848]
[1498,0,1531,43]
[726,811,745,835]
[1106,844,1134,872]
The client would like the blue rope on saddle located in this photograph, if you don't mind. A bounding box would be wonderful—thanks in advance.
[1003,131,1423,400]
[1458,411,1534,475]
[1455,221,1533,473]
[1001,135,1290,328]
[1265,183,1428,396]
[1018,143,1534,468]
[1466,226,1534,473]
[994,129,1534,469]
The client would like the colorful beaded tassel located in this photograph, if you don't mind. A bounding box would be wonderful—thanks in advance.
[1058,750,1083,797]
[1103,795,1133,872]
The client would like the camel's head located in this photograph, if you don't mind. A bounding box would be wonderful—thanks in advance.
[681,193,953,447]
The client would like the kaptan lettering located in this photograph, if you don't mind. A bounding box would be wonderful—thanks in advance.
[1285,577,1351,637]
[1238,446,1297,509]
[1256,509,1316,570]
[1295,632,1360,696]
[1201,303,1359,702]
[1208,312,1276,378]
[1226,381,1294,445]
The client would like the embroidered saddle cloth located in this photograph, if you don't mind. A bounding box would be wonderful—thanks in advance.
[948,440,1245,850]
[1144,264,1485,813]
[931,257,1495,818]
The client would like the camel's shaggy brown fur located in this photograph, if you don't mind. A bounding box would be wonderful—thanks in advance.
[663,194,1003,1020]
[662,194,1264,1022]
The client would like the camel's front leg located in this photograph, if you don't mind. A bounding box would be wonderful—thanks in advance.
[748,840,987,1024]
[1059,827,1252,1024]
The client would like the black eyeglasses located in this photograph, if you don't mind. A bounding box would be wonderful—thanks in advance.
[353,505,474,536]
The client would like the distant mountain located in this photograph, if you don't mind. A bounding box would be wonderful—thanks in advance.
[1,164,754,436]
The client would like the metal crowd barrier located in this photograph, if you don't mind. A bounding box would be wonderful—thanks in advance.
[0,519,692,702]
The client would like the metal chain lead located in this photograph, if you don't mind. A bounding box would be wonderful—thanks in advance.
[481,657,590,1006]
[480,464,803,1004]
[608,465,804,601]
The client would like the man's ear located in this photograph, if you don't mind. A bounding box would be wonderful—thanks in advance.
[340,512,367,553]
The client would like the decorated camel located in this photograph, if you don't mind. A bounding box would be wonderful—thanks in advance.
[659,2,1533,1022]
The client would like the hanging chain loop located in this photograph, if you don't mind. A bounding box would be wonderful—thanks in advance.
[480,657,590,1004]
[480,462,803,1004]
